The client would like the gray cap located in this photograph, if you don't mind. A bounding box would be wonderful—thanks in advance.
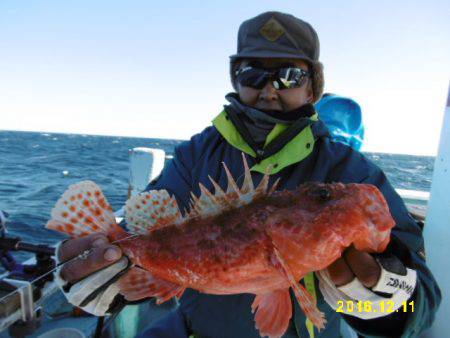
[229,11,325,103]
[229,11,320,63]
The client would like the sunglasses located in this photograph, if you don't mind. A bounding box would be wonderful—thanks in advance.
[235,66,311,90]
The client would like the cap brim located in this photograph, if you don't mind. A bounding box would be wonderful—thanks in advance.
[229,51,314,63]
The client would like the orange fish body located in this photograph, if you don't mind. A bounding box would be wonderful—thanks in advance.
[47,155,395,338]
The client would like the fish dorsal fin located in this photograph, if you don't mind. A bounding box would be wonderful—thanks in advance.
[125,190,184,235]
[46,181,124,238]
[187,153,278,219]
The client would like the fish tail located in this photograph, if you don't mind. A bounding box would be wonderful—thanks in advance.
[46,181,126,240]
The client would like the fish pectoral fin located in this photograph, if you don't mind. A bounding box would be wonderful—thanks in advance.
[271,244,327,331]
[251,289,292,338]
[46,181,126,239]
[117,267,185,304]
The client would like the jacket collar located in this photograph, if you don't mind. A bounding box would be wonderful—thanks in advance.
[212,103,329,174]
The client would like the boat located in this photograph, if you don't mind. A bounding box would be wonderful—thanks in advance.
[0,88,448,337]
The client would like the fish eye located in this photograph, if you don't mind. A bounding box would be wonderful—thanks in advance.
[310,187,332,201]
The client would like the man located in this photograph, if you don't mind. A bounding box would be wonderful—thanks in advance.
[55,11,440,337]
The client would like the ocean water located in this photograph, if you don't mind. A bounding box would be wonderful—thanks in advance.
[0,130,435,262]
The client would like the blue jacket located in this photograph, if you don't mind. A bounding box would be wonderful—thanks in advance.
[140,112,440,338]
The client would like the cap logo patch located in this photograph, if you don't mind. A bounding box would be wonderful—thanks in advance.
[259,17,284,42]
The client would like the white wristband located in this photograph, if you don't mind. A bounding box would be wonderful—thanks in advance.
[371,265,416,296]
[317,265,416,320]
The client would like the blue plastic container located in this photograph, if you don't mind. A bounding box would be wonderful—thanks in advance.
[315,94,364,151]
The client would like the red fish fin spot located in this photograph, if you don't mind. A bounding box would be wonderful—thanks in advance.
[69,205,76,212]
[83,199,90,207]
[98,198,109,209]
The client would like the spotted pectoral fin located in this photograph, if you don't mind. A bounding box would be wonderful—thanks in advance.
[46,181,126,240]
[118,267,185,304]
[251,289,292,338]
[271,244,326,331]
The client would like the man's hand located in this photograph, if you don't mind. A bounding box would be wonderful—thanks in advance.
[57,234,154,306]
[58,234,123,284]
[318,245,417,320]
[327,245,381,288]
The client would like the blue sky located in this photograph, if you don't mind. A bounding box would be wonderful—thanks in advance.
[1,0,449,155]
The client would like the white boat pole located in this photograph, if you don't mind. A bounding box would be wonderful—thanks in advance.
[114,147,166,220]
[423,84,450,336]
[128,147,166,197]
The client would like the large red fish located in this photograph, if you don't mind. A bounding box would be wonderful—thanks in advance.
[46,154,396,338]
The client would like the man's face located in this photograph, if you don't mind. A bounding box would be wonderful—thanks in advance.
[236,58,313,112]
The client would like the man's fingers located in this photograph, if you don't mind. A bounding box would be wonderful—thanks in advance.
[60,244,122,284]
[58,234,109,262]
[344,246,381,288]
[327,257,355,286]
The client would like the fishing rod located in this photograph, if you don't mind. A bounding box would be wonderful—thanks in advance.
[0,238,55,256]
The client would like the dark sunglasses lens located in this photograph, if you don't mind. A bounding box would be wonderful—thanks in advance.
[276,68,308,89]
[236,68,269,89]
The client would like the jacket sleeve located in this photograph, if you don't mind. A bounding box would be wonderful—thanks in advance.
[332,151,441,337]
